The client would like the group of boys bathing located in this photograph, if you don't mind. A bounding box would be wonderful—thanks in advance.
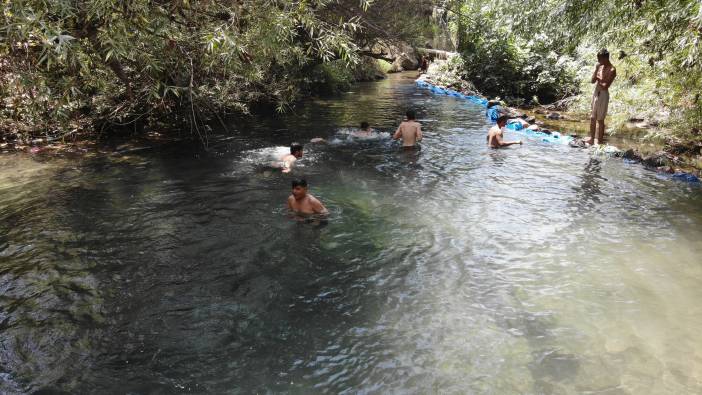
[286,49,617,217]
[283,109,516,218]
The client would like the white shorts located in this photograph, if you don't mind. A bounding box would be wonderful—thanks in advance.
[591,89,610,121]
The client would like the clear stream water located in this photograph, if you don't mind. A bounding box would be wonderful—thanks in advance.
[1,73,702,394]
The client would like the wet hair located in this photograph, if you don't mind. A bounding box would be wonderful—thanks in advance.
[290,142,303,154]
[597,49,610,59]
[360,121,370,129]
[496,115,510,125]
[406,110,416,120]
[291,178,307,189]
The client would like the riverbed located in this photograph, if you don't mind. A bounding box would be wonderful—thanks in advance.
[1,72,701,394]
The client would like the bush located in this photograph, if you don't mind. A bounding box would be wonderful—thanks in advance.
[309,61,355,95]
[458,29,578,103]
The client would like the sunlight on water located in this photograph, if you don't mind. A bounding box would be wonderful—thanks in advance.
[1,73,701,393]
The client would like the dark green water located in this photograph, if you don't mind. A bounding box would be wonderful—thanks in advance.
[1,73,702,394]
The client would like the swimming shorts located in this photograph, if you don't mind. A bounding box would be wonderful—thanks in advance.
[591,87,609,121]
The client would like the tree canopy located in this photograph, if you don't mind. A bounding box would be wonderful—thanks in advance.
[1,0,701,141]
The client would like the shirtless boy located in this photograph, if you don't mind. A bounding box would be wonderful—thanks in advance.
[393,110,423,149]
[487,115,522,148]
[588,49,617,146]
[287,178,328,217]
[279,142,303,173]
[351,121,373,138]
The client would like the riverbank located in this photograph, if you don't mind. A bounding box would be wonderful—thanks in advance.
[420,59,702,179]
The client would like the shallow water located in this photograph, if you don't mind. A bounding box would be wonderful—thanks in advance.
[1,73,702,394]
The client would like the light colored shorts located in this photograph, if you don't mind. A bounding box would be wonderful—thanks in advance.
[591,88,610,121]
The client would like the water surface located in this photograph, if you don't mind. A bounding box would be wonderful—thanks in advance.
[1,73,702,394]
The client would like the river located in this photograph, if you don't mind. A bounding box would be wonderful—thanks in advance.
[1,73,702,394]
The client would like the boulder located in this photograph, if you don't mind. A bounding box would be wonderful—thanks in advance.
[569,138,587,148]
[525,116,536,124]
[628,114,646,123]
[516,118,529,127]
[546,112,561,120]
[395,51,419,70]
[642,151,671,167]
[622,149,642,161]
[387,62,403,73]
[487,100,501,108]
[392,52,419,71]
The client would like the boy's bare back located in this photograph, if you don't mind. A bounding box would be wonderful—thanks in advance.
[393,121,423,147]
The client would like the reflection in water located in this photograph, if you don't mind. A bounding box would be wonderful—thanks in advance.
[1,74,702,393]
[576,158,604,206]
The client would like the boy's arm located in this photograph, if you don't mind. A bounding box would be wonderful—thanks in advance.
[312,198,329,215]
[287,196,294,211]
[496,132,521,147]
[393,125,402,140]
[282,157,296,173]
[591,64,599,83]
[416,124,423,141]
[601,67,616,89]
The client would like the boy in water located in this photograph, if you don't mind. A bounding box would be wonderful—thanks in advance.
[588,49,617,146]
[287,178,328,217]
[487,115,522,148]
[351,121,373,138]
[393,110,423,149]
[279,142,303,173]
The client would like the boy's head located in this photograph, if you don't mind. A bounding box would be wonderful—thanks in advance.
[360,121,370,130]
[496,114,510,127]
[290,142,303,158]
[291,178,308,199]
[597,49,610,63]
[406,110,416,120]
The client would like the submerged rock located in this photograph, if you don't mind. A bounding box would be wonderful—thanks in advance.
[641,151,672,168]
[568,137,589,148]
[622,149,642,161]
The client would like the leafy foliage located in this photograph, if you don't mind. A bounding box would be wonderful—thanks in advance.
[0,0,369,138]
[441,0,702,138]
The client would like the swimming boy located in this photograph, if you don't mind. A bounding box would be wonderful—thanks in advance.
[287,178,328,216]
[351,121,373,138]
[279,142,303,173]
[487,115,522,148]
[588,49,617,146]
[393,110,423,149]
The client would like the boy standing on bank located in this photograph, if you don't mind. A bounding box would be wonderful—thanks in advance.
[393,110,423,149]
[589,49,617,146]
